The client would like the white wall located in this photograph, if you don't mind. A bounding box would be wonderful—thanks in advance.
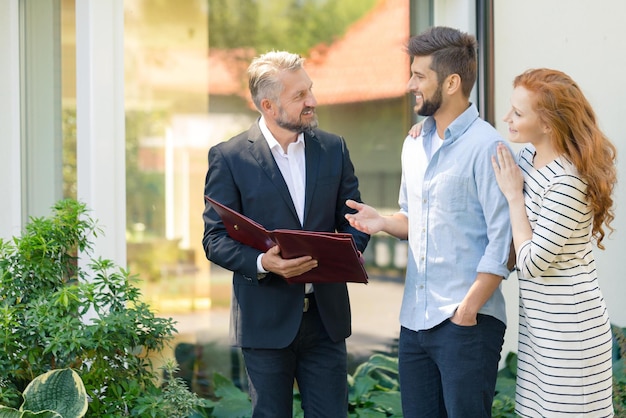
[494,1,626,328]
[433,0,475,31]
[433,0,626,363]
[75,0,127,268]
[0,1,126,270]
[0,0,23,239]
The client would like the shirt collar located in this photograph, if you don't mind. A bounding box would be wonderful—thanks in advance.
[420,103,480,143]
[259,116,304,153]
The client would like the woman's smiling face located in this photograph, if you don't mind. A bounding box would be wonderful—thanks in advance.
[502,86,548,145]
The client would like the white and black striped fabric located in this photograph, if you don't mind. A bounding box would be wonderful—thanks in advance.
[514,146,614,417]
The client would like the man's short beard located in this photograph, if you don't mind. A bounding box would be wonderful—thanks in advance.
[417,83,443,117]
[276,109,318,132]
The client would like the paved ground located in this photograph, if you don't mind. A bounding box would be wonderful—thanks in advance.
[169,273,405,362]
[159,266,519,384]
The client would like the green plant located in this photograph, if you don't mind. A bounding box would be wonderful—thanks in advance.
[613,325,626,417]
[0,408,60,417]
[0,368,87,418]
[492,352,518,418]
[131,361,210,418]
[0,199,203,417]
[202,373,253,418]
[171,339,626,417]
[176,346,520,418]
[492,336,626,418]
[348,353,401,417]
[195,354,404,418]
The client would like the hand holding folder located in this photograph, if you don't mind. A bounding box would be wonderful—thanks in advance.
[205,196,368,284]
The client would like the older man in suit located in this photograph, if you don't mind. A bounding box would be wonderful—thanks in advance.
[202,50,369,417]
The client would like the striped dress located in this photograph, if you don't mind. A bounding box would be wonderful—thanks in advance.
[514,146,614,417]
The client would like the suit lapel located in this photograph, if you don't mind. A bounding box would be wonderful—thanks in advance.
[303,131,320,227]
[247,123,300,224]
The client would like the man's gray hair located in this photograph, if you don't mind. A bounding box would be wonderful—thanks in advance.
[248,51,305,111]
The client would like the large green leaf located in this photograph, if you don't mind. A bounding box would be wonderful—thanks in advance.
[495,375,516,400]
[210,373,251,417]
[0,407,61,418]
[614,358,626,383]
[20,412,62,418]
[352,354,398,379]
[210,398,252,418]
[0,407,22,418]
[367,391,402,415]
[213,372,250,402]
[350,408,388,418]
[350,374,377,401]
[21,369,87,418]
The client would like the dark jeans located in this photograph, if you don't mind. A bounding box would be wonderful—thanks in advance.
[242,302,348,418]
[398,314,505,418]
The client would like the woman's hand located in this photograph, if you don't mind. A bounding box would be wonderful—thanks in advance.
[491,143,524,202]
[408,122,423,138]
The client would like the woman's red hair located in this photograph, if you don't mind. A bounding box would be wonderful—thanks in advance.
[514,68,617,249]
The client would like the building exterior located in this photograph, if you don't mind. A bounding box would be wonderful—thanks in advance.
[1,0,624,367]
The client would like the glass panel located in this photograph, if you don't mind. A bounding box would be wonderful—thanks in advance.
[20,0,64,218]
[124,1,215,385]
[124,0,418,394]
[61,0,76,199]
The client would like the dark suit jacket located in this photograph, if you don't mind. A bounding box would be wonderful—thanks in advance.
[202,121,369,349]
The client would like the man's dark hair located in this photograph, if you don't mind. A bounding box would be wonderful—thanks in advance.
[407,26,477,97]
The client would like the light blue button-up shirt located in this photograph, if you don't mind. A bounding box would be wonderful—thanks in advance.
[398,104,512,331]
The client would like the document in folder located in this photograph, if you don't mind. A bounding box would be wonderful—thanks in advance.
[205,196,368,284]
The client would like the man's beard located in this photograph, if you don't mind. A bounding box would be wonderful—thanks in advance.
[276,107,318,132]
[417,84,443,117]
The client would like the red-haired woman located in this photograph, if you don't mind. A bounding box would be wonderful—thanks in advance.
[492,68,617,417]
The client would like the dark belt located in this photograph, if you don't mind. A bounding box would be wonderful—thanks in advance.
[303,293,316,312]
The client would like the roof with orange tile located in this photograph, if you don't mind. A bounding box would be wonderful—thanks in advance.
[303,0,410,105]
[138,0,410,105]
[206,0,410,105]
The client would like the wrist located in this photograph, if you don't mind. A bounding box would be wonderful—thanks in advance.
[506,193,525,205]
[455,304,477,320]
[256,253,269,274]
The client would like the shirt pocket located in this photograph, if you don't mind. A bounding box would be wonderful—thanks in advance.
[431,174,469,213]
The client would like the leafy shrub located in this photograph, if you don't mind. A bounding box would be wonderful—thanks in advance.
[199,352,514,417]
[4,199,622,417]
[348,353,401,416]
[613,325,626,417]
[196,353,402,418]
[492,352,517,417]
[0,199,207,417]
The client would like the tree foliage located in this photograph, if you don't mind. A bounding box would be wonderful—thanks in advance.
[208,0,378,55]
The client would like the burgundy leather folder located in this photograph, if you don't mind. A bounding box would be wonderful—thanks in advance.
[205,196,368,284]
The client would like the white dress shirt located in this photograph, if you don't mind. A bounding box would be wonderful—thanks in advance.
[257,117,312,293]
